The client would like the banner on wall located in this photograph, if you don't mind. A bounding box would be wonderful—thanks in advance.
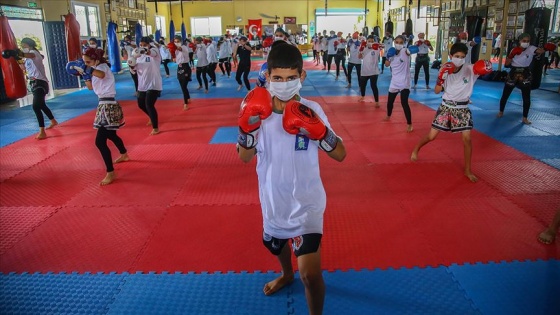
[247,19,262,40]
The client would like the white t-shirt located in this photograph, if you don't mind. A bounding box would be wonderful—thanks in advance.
[417,41,430,54]
[91,63,115,98]
[175,45,190,64]
[442,64,479,103]
[135,47,162,91]
[382,36,394,49]
[327,36,337,54]
[321,37,328,51]
[313,38,322,51]
[206,42,218,63]
[256,97,331,238]
[360,48,380,76]
[388,49,411,91]
[196,44,209,67]
[159,45,171,60]
[218,41,231,58]
[25,50,48,81]
[348,42,361,64]
[494,35,501,49]
[336,39,347,52]
[511,45,538,67]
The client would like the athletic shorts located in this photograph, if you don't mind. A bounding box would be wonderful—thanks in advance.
[431,103,473,133]
[263,232,322,257]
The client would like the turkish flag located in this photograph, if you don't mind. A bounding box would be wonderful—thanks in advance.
[247,19,262,40]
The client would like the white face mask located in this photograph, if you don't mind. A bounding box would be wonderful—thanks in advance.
[452,57,465,67]
[520,42,530,48]
[460,40,467,44]
[274,36,284,42]
[367,43,373,48]
[89,44,97,48]
[175,42,181,47]
[394,44,404,50]
[22,48,30,53]
[268,79,302,102]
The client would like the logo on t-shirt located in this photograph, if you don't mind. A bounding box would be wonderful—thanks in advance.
[295,134,309,151]
[463,77,469,84]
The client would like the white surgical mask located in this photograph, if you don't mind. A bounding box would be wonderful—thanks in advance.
[394,44,404,50]
[460,40,467,44]
[367,43,372,48]
[175,42,181,47]
[89,44,97,48]
[274,36,284,42]
[22,48,30,53]
[520,42,530,48]
[268,79,302,102]
[452,57,465,67]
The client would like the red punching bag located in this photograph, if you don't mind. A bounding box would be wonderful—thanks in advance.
[0,15,27,99]
[64,13,81,61]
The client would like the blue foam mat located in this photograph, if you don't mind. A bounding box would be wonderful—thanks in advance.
[2,260,558,315]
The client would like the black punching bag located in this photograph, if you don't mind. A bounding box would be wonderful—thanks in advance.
[385,17,394,36]
[373,26,380,37]
[524,7,552,89]
[466,16,483,63]
[405,18,413,36]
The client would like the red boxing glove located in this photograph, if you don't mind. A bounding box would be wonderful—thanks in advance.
[425,40,432,47]
[237,87,273,149]
[473,59,493,76]
[544,42,557,52]
[437,62,456,86]
[334,40,339,49]
[263,37,273,48]
[282,100,338,152]
[372,43,380,50]
[508,47,524,59]
[359,40,367,52]
[415,40,422,46]
[188,42,196,50]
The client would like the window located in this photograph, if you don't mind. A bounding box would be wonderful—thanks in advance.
[190,16,222,36]
[155,15,166,38]
[73,2,100,38]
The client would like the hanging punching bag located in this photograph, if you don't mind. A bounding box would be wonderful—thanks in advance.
[524,7,552,89]
[0,15,27,99]
[135,23,143,47]
[373,26,380,38]
[169,20,175,43]
[64,13,82,61]
[181,23,186,41]
[385,17,394,36]
[106,22,122,73]
[155,29,161,43]
[466,16,483,63]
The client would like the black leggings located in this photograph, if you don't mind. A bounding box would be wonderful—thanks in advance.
[218,57,231,76]
[178,64,191,104]
[493,48,501,59]
[334,54,348,78]
[387,89,412,124]
[499,84,531,118]
[31,80,54,128]
[196,66,209,90]
[208,62,217,83]
[236,63,251,90]
[137,90,160,128]
[359,75,379,101]
[322,51,328,67]
[414,57,430,86]
[381,57,387,73]
[347,63,361,84]
[327,54,335,71]
[162,59,171,76]
[131,72,138,91]
[95,126,127,172]
[189,52,194,67]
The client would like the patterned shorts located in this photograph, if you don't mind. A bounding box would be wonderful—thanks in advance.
[431,103,473,133]
[93,100,125,130]
[506,67,532,88]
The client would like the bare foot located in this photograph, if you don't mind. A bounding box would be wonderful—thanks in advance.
[183,104,189,111]
[100,172,115,186]
[150,128,160,135]
[146,120,152,126]
[411,150,419,162]
[46,119,58,129]
[538,228,556,244]
[36,132,47,140]
[465,172,478,183]
[263,273,294,296]
[358,97,365,102]
[346,83,351,88]
[114,153,129,164]
[383,116,391,121]
[407,125,414,133]
[197,86,203,90]
[496,111,504,118]
[375,102,380,108]
[237,85,243,91]
[522,118,532,125]
[205,89,209,94]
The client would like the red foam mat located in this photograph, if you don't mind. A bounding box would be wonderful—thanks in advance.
[0,96,559,274]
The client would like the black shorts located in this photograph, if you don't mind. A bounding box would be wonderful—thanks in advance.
[262,232,322,257]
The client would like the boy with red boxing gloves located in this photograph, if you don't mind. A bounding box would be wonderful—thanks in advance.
[237,42,346,315]
[411,43,493,182]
